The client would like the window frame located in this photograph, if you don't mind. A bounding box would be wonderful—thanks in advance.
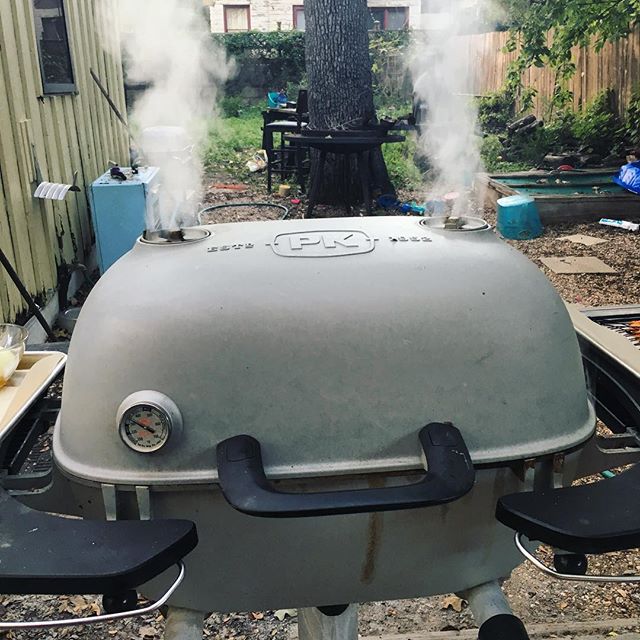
[223,5,251,33]
[292,5,305,31]
[33,0,77,95]
[369,6,409,30]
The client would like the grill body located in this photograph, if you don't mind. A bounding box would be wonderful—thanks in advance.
[51,216,594,610]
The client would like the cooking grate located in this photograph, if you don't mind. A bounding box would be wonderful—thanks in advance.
[591,314,640,349]
[0,385,60,483]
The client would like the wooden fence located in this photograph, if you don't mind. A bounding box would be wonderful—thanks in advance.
[0,1,128,324]
[462,27,640,117]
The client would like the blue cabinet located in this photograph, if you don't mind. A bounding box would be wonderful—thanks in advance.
[89,167,159,273]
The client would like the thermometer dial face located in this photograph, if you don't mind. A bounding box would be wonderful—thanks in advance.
[119,404,172,452]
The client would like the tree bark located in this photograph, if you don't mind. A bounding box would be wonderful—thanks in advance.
[304,0,395,210]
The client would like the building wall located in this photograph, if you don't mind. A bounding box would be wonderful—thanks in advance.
[0,1,129,323]
[209,0,421,33]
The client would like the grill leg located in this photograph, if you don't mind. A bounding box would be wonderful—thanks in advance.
[459,581,529,639]
[297,603,358,640]
[164,606,205,640]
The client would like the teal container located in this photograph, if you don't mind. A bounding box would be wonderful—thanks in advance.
[496,194,543,240]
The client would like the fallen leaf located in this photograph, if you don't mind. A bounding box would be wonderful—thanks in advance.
[250,611,264,620]
[441,595,466,613]
[138,625,157,638]
[273,609,297,621]
[559,601,569,610]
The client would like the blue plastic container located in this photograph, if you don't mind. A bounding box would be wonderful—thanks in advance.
[267,92,280,109]
[496,194,543,240]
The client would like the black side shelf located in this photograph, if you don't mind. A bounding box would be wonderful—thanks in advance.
[496,464,640,554]
[0,488,197,595]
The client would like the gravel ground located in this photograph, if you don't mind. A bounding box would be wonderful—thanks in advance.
[4,183,640,639]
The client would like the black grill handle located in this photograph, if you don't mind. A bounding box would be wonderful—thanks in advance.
[216,423,475,518]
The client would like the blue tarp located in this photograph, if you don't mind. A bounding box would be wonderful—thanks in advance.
[613,161,640,195]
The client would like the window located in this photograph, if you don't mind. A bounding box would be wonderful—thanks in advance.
[223,6,250,32]
[293,6,305,31]
[33,0,75,94]
[368,7,409,30]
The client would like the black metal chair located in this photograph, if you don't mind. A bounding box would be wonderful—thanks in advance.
[262,90,310,192]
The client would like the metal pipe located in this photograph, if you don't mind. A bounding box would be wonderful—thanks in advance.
[458,580,513,627]
[0,246,55,341]
[298,604,358,640]
[164,606,205,640]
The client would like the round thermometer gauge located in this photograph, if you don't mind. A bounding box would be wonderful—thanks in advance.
[117,391,182,453]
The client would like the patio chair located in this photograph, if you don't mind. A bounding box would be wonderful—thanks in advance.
[263,90,310,192]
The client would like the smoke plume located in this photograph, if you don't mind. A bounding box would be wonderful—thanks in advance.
[105,0,230,230]
[411,2,498,215]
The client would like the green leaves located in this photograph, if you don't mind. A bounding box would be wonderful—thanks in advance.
[501,0,640,103]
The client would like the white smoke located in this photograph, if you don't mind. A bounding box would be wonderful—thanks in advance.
[105,0,231,230]
[411,1,497,215]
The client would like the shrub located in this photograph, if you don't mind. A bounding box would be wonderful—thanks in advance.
[571,90,620,155]
[477,91,516,135]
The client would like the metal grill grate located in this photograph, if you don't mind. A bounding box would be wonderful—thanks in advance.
[592,314,640,349]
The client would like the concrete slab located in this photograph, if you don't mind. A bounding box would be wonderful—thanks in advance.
[540,256,617,274]
[560,234,608,246]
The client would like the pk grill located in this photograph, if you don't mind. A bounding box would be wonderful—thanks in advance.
[1,216,639,640]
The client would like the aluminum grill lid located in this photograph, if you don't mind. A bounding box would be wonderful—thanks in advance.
[55,217,594,486]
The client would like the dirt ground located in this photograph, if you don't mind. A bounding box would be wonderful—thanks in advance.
[5,179,640,639]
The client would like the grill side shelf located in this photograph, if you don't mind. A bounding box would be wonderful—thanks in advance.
[216,422,475,518]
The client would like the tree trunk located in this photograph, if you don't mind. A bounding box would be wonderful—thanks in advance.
[304,0,395,211]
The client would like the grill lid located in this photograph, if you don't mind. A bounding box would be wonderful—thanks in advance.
[55,217,594,486]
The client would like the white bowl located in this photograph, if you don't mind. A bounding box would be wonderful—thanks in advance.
[0,324,28,387]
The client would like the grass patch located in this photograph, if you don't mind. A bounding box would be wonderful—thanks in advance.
[202,105,263,177]
[382,136,422,190]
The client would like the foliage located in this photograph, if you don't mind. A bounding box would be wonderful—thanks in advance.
[477,90,516,134]
[480,134,531,172]
[202,106,263,176]
[381,133,422,190]
[543,109,577,150]
[369,30,413,104]
[220,95,252,118]
[501,0,640,109]
[619,87,640,147]
[571,90,620,154]
[216,30,413,105]
[215,31,306,78]
[478,90,628,171]
[214,32,307,94]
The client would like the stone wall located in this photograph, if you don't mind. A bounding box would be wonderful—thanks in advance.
[209,0,421,33]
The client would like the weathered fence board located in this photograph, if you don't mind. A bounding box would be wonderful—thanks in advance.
[464,27,640,117]
[0,0,128,323]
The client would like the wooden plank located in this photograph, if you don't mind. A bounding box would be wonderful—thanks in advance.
[49,98,82,262]
[0,166,20,323]
[101,0,130,163]
[65,1,99,182]
[38,97,76,264]
[468,25,640,119]
[84,0,117,167]
[289,617,640,640]
[70,1,110,178]
[61,97,92,253]
[11,1,57,289]
[0,3,38,294]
